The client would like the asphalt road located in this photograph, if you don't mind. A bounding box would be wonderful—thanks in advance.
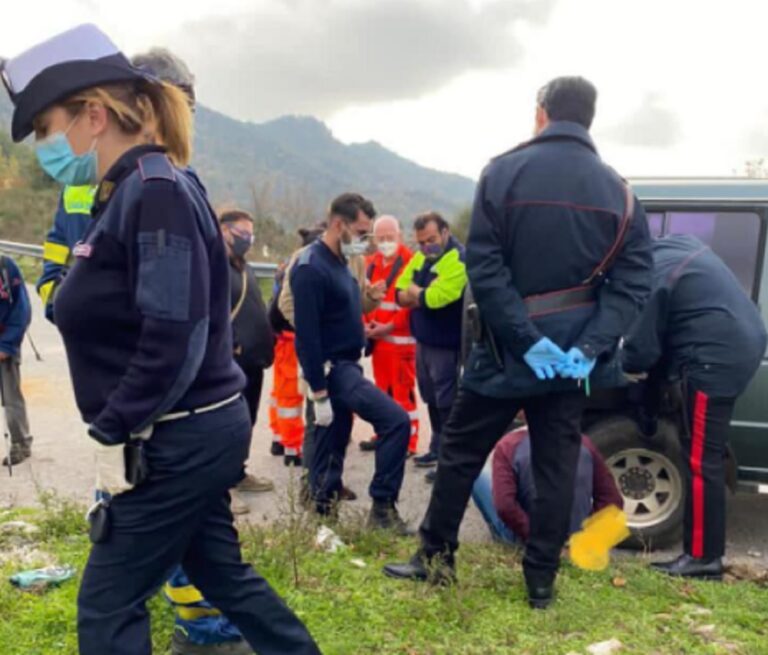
[3,288,767,571]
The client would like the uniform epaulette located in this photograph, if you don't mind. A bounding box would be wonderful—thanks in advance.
[296,247,314,267]
[138,153,176,183]
[491,138,533,162]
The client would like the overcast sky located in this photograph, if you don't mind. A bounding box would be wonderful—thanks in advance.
[3,0,767,179]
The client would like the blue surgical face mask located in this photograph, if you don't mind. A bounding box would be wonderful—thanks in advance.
[35,117,98,186]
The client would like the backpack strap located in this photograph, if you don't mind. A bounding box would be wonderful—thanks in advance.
[230,268,249,321]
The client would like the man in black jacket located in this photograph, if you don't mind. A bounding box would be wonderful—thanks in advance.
[624,235,767,580]
[385,77,652,608]
[220,210,276,501]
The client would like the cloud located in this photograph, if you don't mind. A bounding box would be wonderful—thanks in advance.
[742,112,768,157]
[598,94,682,148]
[165,0,556,121]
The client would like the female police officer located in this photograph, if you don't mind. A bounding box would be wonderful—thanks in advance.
[1,24,320,655]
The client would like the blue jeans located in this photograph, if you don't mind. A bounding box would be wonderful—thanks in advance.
[471,466,518,545]
[311,361,410,508]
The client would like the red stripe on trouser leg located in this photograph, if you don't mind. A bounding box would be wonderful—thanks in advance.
[690,391,709,559]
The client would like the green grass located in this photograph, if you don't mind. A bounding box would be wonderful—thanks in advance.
[0,496,766,654]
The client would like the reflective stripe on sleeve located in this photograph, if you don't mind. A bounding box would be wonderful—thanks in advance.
[164,584,205,605]
[38,279,56,305]
[43,241,70,265]
[176,606,222,621]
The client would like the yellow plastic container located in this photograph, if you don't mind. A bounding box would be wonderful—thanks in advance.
[569,505,630,571]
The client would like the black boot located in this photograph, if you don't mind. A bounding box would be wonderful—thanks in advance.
[2,437,32,467]
[359,438,378,452]
[284,454,303,467]
[367,500,414,536]
[339,485,358,501]
[651,554,723,581]
[383,550,456,585]
[524,570,555,610]
[270,441,285,456]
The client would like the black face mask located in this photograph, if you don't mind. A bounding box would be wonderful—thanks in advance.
[231,235,253,259]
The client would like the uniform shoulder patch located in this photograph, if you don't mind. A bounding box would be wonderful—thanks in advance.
[138,153,177,183]
[296,246,314,267]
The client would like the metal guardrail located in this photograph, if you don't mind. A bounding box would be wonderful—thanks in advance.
[0,240,43,258]
[0,240,279,279]
[248,261,279,279]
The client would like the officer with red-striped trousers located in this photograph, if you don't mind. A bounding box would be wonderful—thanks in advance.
[623,234,767,581]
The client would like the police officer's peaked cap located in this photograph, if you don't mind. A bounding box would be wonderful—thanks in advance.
[1,24,151,142]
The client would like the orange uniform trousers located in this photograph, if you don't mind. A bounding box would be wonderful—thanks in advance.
[371,340,419,453]
[272,332,304,456]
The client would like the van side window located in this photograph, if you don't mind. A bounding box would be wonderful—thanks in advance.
[666,212,761,294]
[646,213,664,238]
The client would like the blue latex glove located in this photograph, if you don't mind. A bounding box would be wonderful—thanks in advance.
[557,347,597,380]
[523,338,567,380]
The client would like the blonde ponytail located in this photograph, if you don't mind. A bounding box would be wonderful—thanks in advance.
[138,81,193,167]
[64,79,194,167]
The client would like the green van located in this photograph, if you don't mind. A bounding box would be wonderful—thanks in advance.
[584,178,768,548]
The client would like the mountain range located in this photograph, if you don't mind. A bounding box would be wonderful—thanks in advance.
[0,94,475,230]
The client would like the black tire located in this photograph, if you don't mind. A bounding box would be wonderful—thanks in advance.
[586,416,685,551]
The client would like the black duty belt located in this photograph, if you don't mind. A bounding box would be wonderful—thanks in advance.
[524,285,597,318]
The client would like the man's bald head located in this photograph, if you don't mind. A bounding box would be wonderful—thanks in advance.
[374,215,400,239]
[373,215,401,258]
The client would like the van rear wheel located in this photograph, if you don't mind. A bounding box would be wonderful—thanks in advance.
[586,417,685,550]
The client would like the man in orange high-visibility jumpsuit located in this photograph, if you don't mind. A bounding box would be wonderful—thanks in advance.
[267,257,306,467]
[360,215,419,455]
[273,331,305,465]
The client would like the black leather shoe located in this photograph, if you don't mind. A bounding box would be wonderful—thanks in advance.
[651,554,723,581]
[525,571,555,610]
[270,441,285,456]
[383,551,456,585]
[368,501,414,536]
[359,438,378,452]
[413,452,438,468]
[284,454,303,467]
[340,485,358,502]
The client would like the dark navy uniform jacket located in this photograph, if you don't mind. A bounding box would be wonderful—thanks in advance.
[54,145,245,444]
[462,121,653,398]
[290,240,365,393]
[624,235,767,398]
